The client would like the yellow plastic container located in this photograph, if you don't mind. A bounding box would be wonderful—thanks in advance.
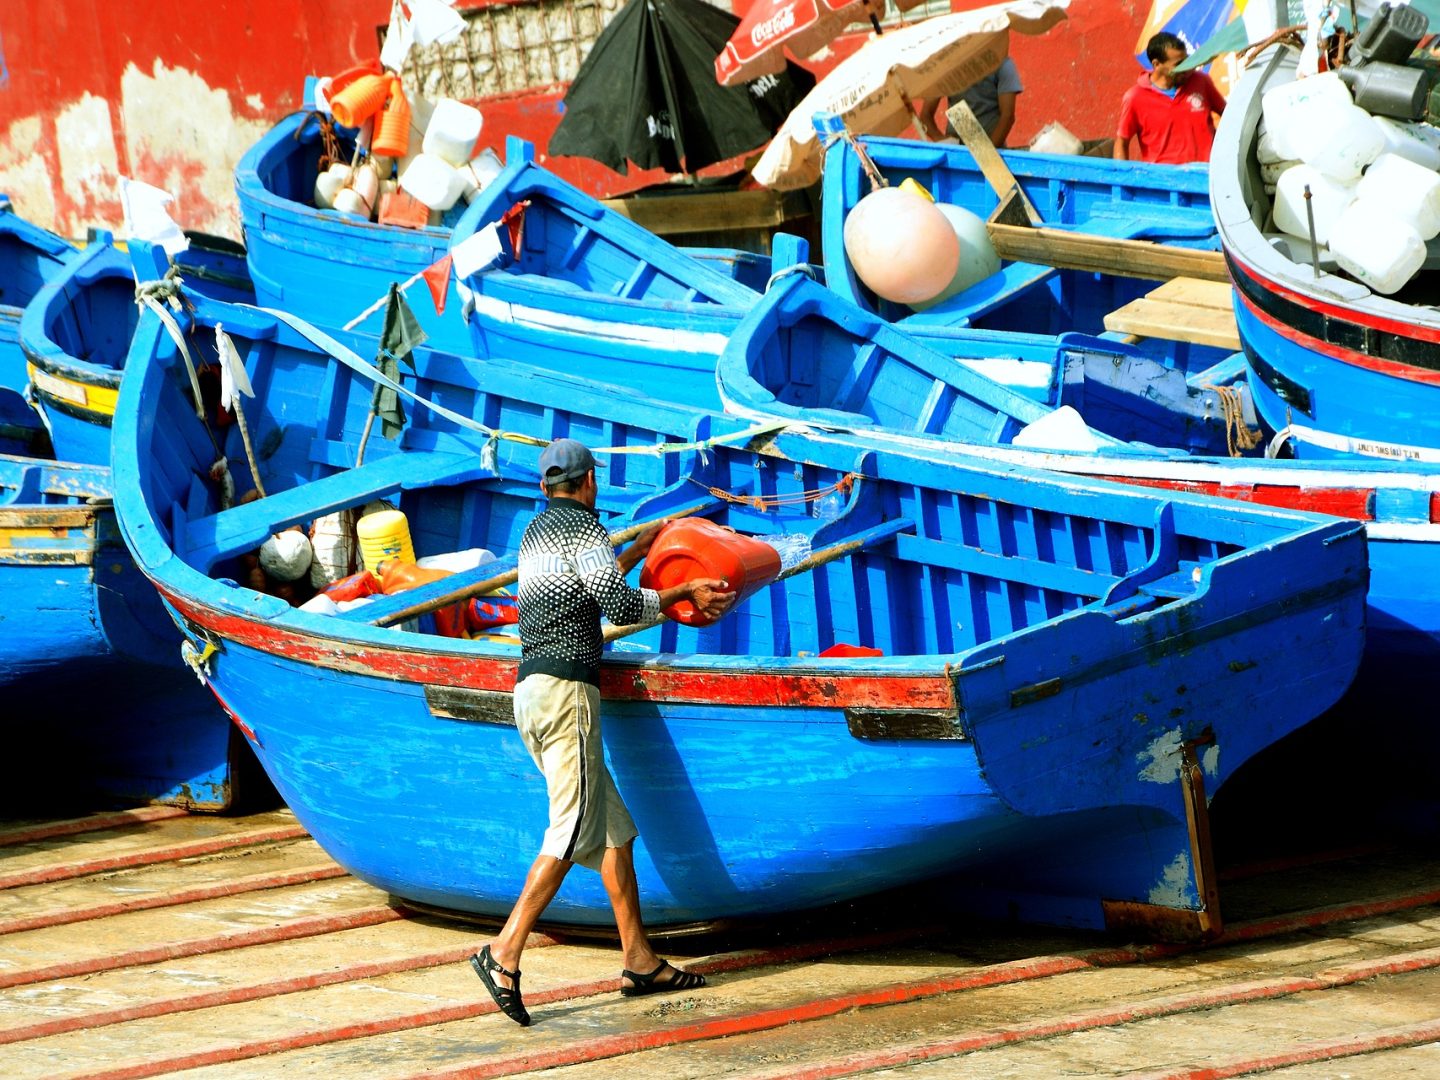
[356,509,415,574]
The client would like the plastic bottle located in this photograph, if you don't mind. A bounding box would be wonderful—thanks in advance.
[399,153,466,212]
[1272,165,1358,245]
[356,509,415,573]
[1291,102,1385,182]
[423,99,484,167]
[1260,71,1354,160]
[1328,200,1426,294]
[1356,152,1440,240]
[1371,115,1440,172]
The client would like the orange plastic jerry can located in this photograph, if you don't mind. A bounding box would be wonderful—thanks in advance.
[639,518,780,627]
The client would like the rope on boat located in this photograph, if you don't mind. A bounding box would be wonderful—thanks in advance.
[296,110,344,172]
[256,304,791,472]
[1201,383,1263,457]
[692,471,856,512]
[137,292,210,427]
[763,263,818,293]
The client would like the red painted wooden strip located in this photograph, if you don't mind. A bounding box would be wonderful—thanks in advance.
[1233,256,1440,354]
[60,926,943,1080]
[1124,1017,1440,1080]
[1219,886,1440,944]
[0,863,347,937]
[754,948,1440,1080]
[0,806,191,848]
[0,930,566,1047]
[0,906,402,991]
[1237,288,1440,388]
[1094,475,1375,521]
[56,893,1440,1080]
[0,824,308,890]
[163,591,955,711]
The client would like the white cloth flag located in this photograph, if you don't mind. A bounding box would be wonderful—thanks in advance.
[118,176,189,257]
[215,325,254,412]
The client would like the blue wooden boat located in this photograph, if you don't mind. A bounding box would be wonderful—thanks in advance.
[235,104,468,353]
[1214,43,1440,463]
[0,453,249,809]
[717,273,1440,690]
[20,230,253,465]
[110,271,1367,937]
[0,198,77,453]
[452,138,809,407]
[820,135,1221,352]
[0,197,77,393]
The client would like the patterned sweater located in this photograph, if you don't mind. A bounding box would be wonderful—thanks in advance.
[515,497,661,687]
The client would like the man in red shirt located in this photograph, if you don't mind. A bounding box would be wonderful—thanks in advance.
[1114,32,1227,164]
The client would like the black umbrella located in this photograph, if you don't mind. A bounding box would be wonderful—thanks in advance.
[549,0,815,175]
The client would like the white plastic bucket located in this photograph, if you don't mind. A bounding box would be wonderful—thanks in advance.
[1357,152,1440,240]
[1328,200,1426,294]
[1272,165,1357,245]
[1260,72,1353,160]
[422,99,484,167]
[1291,102,1384,181]
[399,152,465,211]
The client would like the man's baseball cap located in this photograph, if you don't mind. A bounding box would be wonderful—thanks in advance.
[539,438,601,483]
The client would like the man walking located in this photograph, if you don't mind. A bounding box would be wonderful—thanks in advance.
[470,438,734,1026]
[1115,31,1226,164]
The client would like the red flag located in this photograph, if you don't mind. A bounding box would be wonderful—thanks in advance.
[501,203,526,258]
[421,254,452,316]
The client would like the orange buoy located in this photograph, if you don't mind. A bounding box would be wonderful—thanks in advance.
[371,76,412,159]
[331,73,391,129]
[639,518,780,628]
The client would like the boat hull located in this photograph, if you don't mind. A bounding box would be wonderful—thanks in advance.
[0,458,247,809]
[1214,46,1440,463]
[236,109,466,352]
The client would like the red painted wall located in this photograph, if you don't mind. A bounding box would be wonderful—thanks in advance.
[0,0,1149,238]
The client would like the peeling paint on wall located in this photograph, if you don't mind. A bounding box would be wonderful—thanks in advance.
[0,117,57,226]
[56,95,119,228]
[1148,851,1194,908]
[120,61,270,241]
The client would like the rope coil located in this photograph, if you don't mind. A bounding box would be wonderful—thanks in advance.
[1201,383,1263,457]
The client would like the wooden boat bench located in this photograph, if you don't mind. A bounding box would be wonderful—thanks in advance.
[1102,277,1241,351]
[903,261,1059,327]
[181,450,493,571]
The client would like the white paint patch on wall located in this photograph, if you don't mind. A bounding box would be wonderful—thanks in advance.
[1148,851,1194,908]
[0,117,58,226]
[1136,728,1184,784]
[119,59,270,241]
[56,94,120,215]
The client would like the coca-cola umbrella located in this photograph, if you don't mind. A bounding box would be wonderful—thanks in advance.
[716,0,934,87]
[751,0,1069,190]
[549,0,815,175]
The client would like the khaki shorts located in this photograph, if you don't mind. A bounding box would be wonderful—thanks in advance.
[513,673,637,871]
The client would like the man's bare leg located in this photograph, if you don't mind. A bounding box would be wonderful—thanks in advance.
[602,840,703,991]
[485,853,571,988]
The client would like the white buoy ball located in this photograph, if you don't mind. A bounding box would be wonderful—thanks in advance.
[843,188,960,305]
[909,204,1001,312]
[259,530,314,582]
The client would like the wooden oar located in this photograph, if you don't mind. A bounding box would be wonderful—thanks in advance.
[371,499,722,628]
[602,518,914,643]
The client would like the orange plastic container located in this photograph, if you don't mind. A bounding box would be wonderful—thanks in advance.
[378,560,466,638]
[639,519,780,627]
[371,76,411,158]
[331,73,391,129]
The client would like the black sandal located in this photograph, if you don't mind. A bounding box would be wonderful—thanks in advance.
[470,945,531,1026]
[620,959,707,998]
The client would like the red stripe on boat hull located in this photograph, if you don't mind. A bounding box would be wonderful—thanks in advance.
[159,590,956,711]
[1095,476,1375,520]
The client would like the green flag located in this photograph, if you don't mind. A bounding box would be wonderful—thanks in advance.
[371,283,427,440]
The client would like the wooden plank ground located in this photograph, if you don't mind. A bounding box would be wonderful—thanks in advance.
[0,807,1436,1080]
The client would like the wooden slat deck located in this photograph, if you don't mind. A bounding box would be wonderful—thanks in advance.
[1103,276,1242,351]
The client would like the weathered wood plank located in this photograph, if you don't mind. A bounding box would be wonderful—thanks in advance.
[599,189,810,235]
[1104,295,1241,350]
[988,223,1231,283]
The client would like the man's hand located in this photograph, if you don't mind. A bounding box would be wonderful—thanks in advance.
[618,523,664,573]
[687,577,736,621]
